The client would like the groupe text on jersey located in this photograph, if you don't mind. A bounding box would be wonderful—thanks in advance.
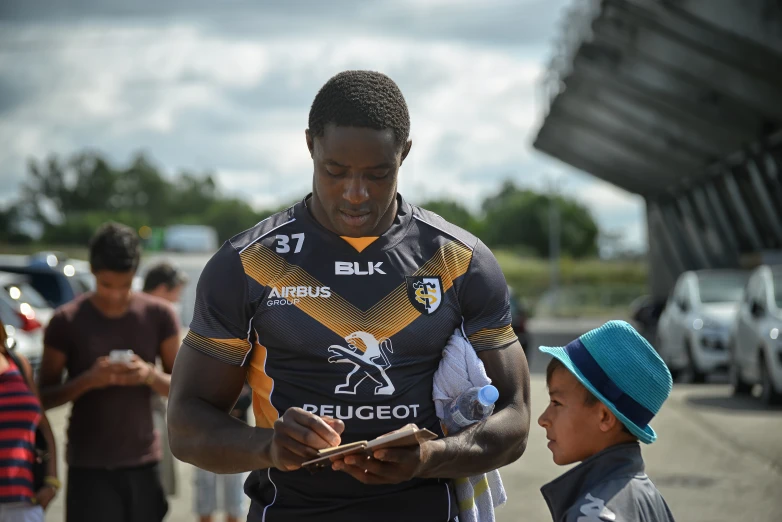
[185,194,516,522]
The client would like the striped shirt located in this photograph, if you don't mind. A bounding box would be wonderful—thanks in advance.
[0,359,41,503]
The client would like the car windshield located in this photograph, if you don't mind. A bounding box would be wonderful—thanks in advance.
[697,272,749,304]
[3,281,50,309]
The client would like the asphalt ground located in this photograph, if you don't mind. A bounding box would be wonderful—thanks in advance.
[12,253,775,521]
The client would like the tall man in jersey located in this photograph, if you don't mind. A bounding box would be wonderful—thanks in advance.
[168,70,531,522]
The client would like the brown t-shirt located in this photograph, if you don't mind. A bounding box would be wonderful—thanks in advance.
[44,292,179,469]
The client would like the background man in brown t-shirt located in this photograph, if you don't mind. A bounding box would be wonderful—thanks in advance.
[38,222,180,522]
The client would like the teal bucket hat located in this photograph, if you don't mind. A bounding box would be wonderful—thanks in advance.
[539,320,673,444]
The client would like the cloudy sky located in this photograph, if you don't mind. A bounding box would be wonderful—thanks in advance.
[0,0,646,252]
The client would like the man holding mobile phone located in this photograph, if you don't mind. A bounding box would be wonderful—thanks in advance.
[38,222,180,522]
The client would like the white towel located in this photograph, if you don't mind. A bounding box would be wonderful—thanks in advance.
[433,328,507,522]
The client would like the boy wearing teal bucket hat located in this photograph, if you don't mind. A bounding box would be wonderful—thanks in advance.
[538,320,676,522]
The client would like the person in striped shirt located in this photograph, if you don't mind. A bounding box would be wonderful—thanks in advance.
[0,318,59,521]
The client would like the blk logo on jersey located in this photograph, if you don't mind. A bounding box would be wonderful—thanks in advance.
[335,261,386,275]
[406,276,443,315]
[327,331,395,395]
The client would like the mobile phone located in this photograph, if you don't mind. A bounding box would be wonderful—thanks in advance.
[108,349,134,364]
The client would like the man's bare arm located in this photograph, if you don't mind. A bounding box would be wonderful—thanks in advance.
[146,333,180,397]
[38,347,108,410]
[418,341,530,477]
[168,344,344,474]
[167,345,261,473]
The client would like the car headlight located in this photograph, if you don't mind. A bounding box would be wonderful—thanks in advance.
[771,328,779,340]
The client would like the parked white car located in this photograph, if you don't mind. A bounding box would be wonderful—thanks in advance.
[729,265,782,405]
[657,269,749,382]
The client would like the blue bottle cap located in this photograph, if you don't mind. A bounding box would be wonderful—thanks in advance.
[478,385,499,406]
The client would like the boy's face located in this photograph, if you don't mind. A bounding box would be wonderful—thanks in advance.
[93,269,135,309]
[538,366,603,465]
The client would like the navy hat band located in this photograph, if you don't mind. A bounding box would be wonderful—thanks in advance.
[564,339,655,427]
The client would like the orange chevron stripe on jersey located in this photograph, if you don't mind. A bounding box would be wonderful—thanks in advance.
[248,340,279,428]
[467,324,518,351]
[240,240,473,347]
[183,331,251,366]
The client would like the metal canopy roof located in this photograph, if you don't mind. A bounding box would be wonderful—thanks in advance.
[533,0,782,200]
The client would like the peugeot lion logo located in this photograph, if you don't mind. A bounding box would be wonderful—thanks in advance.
[328,331,395,396]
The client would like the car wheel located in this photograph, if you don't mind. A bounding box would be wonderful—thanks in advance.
[685,341,706,384]
[729,361,752,395]
[760,354,782,406]
[729,342,752,395]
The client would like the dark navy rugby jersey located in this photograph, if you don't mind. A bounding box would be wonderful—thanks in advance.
[184,194,516,522]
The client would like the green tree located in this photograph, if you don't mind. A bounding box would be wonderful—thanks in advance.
[20,153,123,227]
[200,199,274,243]
[118,154,172,223]
[481,181,598,258]
[418,199,482,236]
[41,211,150,244]
[168,172,219,218]
[14,150,284,245]
[0,204,33,244]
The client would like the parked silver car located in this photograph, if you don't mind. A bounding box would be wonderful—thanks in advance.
[729,265,782,405]
[656,269,749,382]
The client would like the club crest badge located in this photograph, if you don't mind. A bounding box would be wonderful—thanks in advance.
[406,276,443,315]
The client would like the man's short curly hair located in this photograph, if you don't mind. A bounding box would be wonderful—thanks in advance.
[89,222,141,273]
[308,70,410,147]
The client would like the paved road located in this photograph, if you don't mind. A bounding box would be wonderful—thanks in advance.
[39,260,782,520]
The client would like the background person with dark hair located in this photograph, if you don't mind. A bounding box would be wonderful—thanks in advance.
[143,261,189,499]
[168,70,531,522]
[143,262,189,304]
[38,222,181,522]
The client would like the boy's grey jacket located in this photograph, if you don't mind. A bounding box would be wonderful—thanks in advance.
[540,443,675,522]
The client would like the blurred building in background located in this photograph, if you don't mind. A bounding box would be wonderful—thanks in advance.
[534,0,782,300]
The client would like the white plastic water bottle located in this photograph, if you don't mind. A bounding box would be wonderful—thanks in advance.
[443,384,499,435]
